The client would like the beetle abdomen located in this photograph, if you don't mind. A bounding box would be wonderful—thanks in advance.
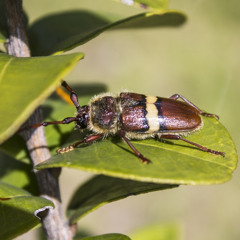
[159,98,202,132]
[120,93,202,134]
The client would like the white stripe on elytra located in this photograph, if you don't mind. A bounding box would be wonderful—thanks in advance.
[146,96,160,132]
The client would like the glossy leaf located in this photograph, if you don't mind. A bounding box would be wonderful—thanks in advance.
[29,10,186,56]
[77,233,131,240]
[36,116,237,185]
[67,175,177,223]
[130,223,180,240]
[118,0,169,10]
[0,52,84,144]
[0,182,54,240]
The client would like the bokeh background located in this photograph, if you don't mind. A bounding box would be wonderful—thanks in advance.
[17,0,239,239]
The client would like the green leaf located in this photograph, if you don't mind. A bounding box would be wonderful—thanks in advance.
[118,0,169,10]
[77,233,131,240]
[67,175,177,223]
[0,182,54,240]
[0,135,29,163]
[36,116,237,185]
[130,223,181,240]
[0,149,38,195]
[0,52,84,144]
[0,181,31,198]
[29,10,186,56]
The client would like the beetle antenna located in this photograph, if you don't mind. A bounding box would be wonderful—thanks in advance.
[62,81,81,110]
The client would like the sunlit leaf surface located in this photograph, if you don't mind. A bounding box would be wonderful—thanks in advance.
[0,53,84,144]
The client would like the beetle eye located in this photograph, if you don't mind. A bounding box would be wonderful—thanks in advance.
[76,115,87,128]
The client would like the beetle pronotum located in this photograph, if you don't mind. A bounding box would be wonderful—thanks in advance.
[21,81,225,164]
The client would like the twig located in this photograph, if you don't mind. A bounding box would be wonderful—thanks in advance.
[3,0,72,239]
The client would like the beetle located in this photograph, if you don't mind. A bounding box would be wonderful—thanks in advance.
[23,81,225,164]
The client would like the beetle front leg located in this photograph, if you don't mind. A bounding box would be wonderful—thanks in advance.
[160,134,225,156]
[119,130,151,164]
[56,134,103,154]
[18,117,79,133]
[169,94,219,120]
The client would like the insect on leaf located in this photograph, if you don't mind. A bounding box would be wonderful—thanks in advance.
[35,116,237,185]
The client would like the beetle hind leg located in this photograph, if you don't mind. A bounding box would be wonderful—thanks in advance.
[169,94,219,120]
[160,134,225,156]
[200,112,219,120]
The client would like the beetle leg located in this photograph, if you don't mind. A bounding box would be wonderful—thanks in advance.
[56,134,103,154]
[160,134,225,156]
[18,117,79,132]
[169,94,219,120]
[119,130,151,164]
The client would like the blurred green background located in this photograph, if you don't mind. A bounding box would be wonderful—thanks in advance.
[17,0,240,239]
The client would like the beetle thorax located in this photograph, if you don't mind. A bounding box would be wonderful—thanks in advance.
[88,94,120,135]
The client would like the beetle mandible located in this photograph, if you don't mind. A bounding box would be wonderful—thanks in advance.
[24,81,225,164]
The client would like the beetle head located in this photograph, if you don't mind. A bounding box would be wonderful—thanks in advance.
[76,105,90,129]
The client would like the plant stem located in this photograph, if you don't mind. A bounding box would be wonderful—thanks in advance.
[4,0,72,239]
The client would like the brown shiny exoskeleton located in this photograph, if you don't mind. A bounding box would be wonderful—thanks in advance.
[24,81,225,164]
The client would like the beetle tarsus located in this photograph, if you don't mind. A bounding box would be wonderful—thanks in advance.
[56,145,74,154]
[201,112,219,120]
[139,155,152,164]
[207,149,225,157]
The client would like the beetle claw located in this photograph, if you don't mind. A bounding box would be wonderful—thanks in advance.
[139,155,152,164]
